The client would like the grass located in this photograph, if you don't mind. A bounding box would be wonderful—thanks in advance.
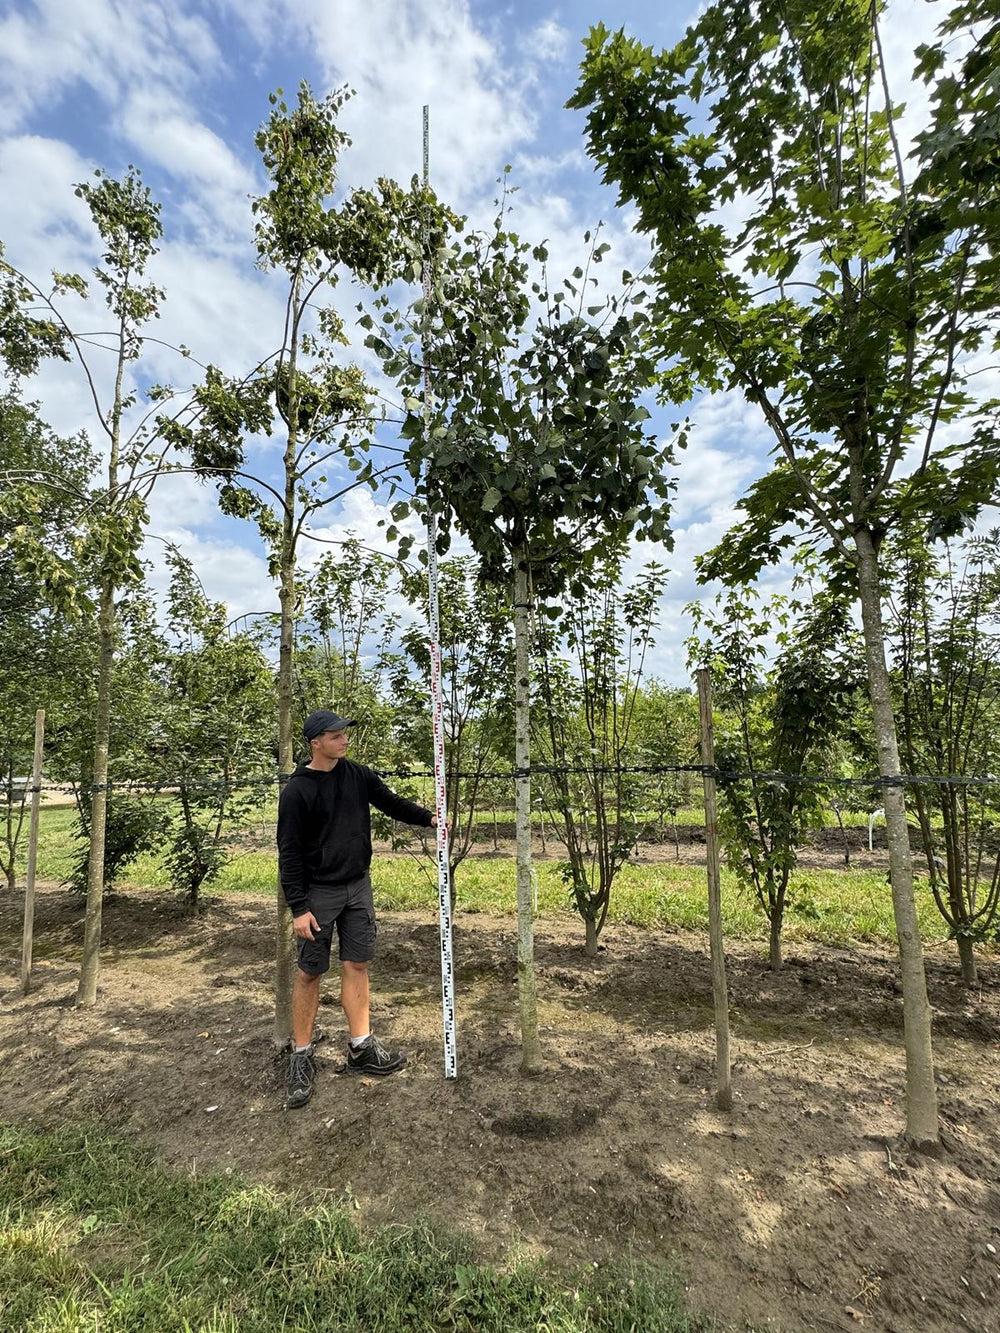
[0,1123,711,1333]
[373,858,948,948]
[21,805,962,952]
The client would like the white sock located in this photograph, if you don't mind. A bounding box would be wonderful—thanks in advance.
[349,1033,370,1049]
[293,1044,312,1054]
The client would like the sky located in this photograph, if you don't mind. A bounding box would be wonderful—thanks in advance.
[0,0,976,686]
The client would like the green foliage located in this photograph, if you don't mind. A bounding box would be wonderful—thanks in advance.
[295,533,400,765]
[888,529,1000,962]
[152,551,274,905]
[688,579,861,963]
[364,210,676,584]
[0,241,72,377]
[395,556,513,888]
[69,796,166,895]
[535,552,670,946]
[252,82,352,270]
[75,167,164,347]
[571,4,1000,575]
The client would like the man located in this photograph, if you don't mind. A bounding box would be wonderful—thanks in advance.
[277,709,440,1110]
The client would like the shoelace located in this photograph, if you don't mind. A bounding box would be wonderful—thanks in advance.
[367,1035,390,1064]
[289,1052,314,1087]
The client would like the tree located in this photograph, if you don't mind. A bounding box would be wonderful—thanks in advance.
[570,0,1000,1147]
[535,552,668,956]
[0,396,97,890]
[889,531,1000,986]
[151,552,275,908]
[295,534,400,765]
[63,589,168,902]
[2,168,178,1006]
[396,556,513,896]
[366,207,675,1070]
[630,681,700,859]
[169,84,446,1044]
[689,585,858,970]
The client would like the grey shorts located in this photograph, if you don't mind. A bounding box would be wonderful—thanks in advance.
[296,873,376,975]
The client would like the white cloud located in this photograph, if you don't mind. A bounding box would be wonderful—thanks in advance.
[0,0,222,129]
[0,136,94,273]
[525,19,571,65]
[121,85,253,197]
[296,0,535,213]
[143,521,275,627]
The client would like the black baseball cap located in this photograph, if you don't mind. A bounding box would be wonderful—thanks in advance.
[303,710,357,741]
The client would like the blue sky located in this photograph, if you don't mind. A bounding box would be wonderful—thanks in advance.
[0,0,955,684]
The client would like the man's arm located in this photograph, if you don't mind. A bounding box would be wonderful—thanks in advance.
[365,769,434,827]
[276,784,312,917]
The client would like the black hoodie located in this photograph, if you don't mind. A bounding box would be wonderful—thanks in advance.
[276,759,433,916]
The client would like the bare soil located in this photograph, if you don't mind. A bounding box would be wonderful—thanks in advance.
[1,881,998,1333]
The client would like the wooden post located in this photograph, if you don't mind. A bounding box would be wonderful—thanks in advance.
[696,670,732,1111]
[20,709,45,996]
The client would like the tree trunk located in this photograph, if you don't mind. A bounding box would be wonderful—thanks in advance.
[513,549,543,1073]
[77,574,115,1006]
[584,914,599,959]
[957,934,978,989]
[273,321,301,1050]
[855,527,938,1148]
[768,912,783,972]
[273,490,297,1050]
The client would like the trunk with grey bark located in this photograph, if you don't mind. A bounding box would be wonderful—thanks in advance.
[77,574,116,1007]
[272,421,298,1050]
[957,935,978,988]
[768,912,783,972]
[855,526,939,1147]
[584,914,599,959]
[513,547,543,1072]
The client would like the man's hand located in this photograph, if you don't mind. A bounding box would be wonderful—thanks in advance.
[430,815,450,834]
[293,910,321,940]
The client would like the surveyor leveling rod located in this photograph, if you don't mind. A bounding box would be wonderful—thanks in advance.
[422,105,457,1079]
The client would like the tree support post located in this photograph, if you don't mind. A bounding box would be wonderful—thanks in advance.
[514,550,543,1073]
[19,708,45,996]
[697,669,732,1112]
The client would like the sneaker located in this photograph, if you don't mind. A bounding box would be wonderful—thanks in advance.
[286,1049,316,1109]
[346,1034,406,1077]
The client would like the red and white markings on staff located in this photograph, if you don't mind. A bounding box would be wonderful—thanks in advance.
[426,526,457,1080]
[423,105,457,1080]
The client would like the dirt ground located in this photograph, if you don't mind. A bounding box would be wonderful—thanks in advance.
[1,877,998,1333]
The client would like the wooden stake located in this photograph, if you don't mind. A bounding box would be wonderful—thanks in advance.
[696,670,732,1111]
[20,709,45,996]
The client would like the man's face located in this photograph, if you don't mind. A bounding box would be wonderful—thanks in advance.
[311,727,350,762]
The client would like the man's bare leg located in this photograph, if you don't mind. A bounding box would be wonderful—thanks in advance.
[292,969,322,1049]
[340,960,370,1039]
[341,960,405,1075]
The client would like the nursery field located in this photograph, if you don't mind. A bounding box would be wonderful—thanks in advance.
[2,842,998,1333]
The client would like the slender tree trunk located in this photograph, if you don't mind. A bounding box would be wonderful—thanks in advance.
[768,911,783,972]
[855,527,938,1147]
[957,935,978,988]
[584,914,599,959]
[273,320,301,1050]
[273,481,298,1050]
[77,573,115,1006]
[513,547,542,1072]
